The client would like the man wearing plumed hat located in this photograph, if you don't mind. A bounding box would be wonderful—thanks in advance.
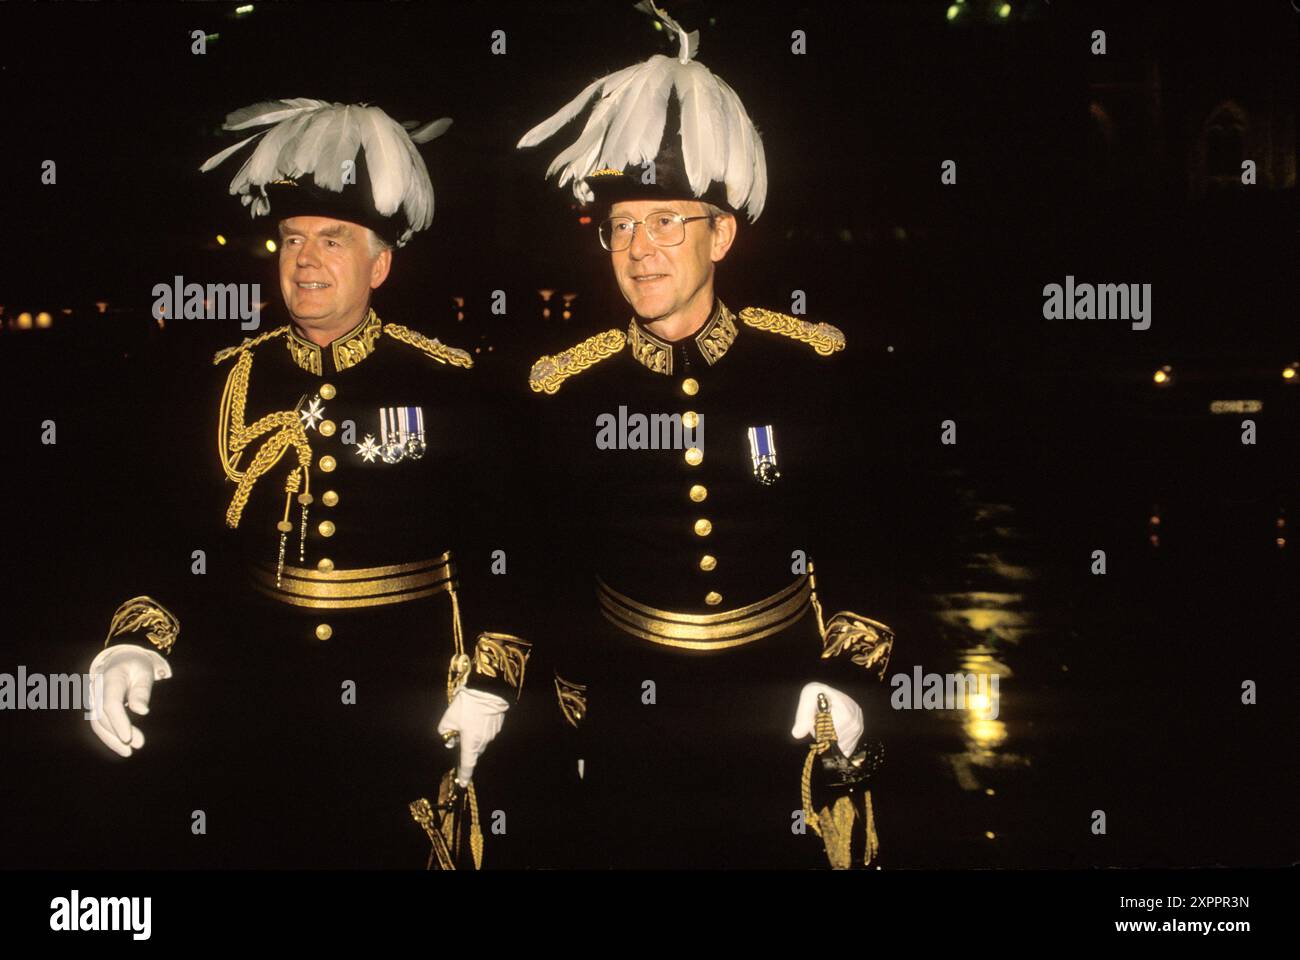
[80,99,528,869]
[516,1,901,869]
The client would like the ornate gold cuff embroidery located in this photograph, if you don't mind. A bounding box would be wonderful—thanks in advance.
[104,596,179,656]
[820,613,895,680]
[554,673,588,728]
[472,632,532,701]
[807,562,895,679]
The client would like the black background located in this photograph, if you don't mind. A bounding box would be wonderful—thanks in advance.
[0,0,1296,882]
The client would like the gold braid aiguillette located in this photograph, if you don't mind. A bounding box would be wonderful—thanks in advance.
[217,348,313,578]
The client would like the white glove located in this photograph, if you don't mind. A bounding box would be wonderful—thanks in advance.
[791,682,864,759]
[436,688,509,785]
[87,644,172,758]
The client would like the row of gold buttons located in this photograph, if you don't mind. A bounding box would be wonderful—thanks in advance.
[315,382,340,640]
[682,377,719,606]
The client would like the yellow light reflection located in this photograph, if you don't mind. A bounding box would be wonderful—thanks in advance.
[965,717,1007,747]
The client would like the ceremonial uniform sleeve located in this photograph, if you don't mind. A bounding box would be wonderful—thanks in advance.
[792,343,907,721]
[441,367,536,705]
[508,378,594,737]
[82,334,228,671]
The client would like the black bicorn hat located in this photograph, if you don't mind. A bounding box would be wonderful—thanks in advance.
[517,1,767,221]
[200,99,451,248]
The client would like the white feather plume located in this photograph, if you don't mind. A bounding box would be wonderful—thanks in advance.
[516,6,766,220]
[200,99,451,246]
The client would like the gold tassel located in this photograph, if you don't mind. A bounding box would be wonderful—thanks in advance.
[863,789,880,867]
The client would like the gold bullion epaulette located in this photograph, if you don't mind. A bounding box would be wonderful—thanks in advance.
[382,323,474,368]
[212,326,289,365]
[738,307,845,357]
[529,328,627,395]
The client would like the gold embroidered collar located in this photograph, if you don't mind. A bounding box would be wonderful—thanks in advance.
[627,301,738,376]
[285,308,384,375]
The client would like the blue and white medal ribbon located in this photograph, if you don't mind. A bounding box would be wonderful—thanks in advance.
[747,425,781,485]
[403,407,427,460]
[379,406,426,463]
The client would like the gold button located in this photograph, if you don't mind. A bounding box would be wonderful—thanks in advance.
[315,623,333,641]
[681,377,699,396]
[699,554,717,572]
[682,411,699,429]
[693,518,712,537]
[319,419,336,437]
[319,383,336,400]
[689,484,708,503]
[322,490,339,507]
[684,447,703,466]
[317,557,335,573]
[319,455,337,472]
[318,520,336,538]
[704,592,723,606]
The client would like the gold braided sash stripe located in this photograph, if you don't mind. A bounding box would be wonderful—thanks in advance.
[597,576,812,650]
[251,555,455,609]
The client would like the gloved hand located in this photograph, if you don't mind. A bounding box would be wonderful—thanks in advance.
[791,682,864,758]
[436,687,510,785]
[87,644,172,758]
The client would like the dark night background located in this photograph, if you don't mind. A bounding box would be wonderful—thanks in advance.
[0,0,1296,872]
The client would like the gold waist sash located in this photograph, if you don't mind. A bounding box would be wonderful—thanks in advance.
[597,575,811,651]
[252,553,455,609]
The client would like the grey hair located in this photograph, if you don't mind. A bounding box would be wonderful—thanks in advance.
[697,201,731,228]
[366,229,392,258]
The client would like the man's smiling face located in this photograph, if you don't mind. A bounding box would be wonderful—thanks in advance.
[608,199,733,325]
[277,216,391,340]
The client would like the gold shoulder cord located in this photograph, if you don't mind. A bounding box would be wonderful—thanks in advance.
[382,323,474,368]
[216,341,314,587]
[528,328,626,394]
[212,326,286,365]
[738,307,846,356]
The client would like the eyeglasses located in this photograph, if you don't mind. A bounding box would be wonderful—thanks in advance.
[598,212,713,252]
